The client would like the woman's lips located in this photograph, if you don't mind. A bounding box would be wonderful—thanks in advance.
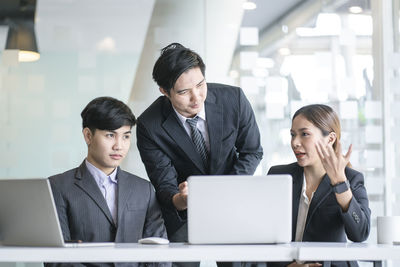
[294,151,306,159]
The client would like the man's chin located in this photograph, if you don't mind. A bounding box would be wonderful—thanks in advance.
[107,161,122,168]
[184,111,198,118]
[188,107,202,116]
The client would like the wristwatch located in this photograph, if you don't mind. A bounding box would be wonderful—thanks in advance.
[332,179,350,194]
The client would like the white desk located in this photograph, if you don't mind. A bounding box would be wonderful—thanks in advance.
[0,243,296,262]
[297,242,400,267]
[1,242,400,266]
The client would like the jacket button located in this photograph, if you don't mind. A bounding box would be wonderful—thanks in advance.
[352,212,360,223]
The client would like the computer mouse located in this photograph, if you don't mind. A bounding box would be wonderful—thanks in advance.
[138,237,170,245]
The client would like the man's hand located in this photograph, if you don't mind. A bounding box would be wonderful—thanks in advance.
[172,181,188,211]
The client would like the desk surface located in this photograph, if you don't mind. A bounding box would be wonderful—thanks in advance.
[1,242,400,263]
[0,243,296,262]
[297,242,400,262]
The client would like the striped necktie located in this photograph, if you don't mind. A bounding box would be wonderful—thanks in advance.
[186,116,209,169]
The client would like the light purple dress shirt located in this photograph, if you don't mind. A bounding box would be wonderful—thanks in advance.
[85,159,118,224]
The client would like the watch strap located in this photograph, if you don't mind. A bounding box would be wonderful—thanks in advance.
[332,179,350,194]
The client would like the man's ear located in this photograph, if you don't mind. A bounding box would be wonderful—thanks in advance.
[82,128,92,146]
[159,87,169,97]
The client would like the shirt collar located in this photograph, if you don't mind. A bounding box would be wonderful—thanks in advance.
[173,105,206,125]
[85,159,118,186]
[301,174,314,203]
[301,174,307,195]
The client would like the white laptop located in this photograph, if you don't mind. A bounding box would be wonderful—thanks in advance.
[0,178,114,247]
[187,175,292,244]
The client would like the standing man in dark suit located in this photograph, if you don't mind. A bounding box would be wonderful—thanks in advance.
[47,97,169,267]
[136,43,263,259]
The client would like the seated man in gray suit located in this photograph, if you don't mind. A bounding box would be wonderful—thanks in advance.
[47,97,168,267]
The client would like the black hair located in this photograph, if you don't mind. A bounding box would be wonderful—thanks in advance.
[152,43,206,94]
[81,96,136,133]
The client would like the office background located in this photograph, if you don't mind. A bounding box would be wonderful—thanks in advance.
[0,0,399,266]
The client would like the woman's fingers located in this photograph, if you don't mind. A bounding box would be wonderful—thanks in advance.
[344,143,353,162]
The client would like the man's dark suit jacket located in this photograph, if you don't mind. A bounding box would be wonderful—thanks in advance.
[267,162,371,267]
[46,162,169,267]
[136,83,263,236]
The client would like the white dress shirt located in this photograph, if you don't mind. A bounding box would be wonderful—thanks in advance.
[295,174,314,242]
[294,175,315,264]
[173,106,210,151]
[85,159,118,224]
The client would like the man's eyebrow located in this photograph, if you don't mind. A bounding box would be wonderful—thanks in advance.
[196,78,205,86]
[106,130,132,134]
[175,78,205,93]
[176,88,188,93]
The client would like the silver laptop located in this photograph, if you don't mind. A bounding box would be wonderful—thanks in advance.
[0,178,114,247]
[187,175,292,244]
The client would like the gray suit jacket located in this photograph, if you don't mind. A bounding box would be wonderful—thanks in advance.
[46,162,169,267]
[267,162,371,267]
[136,83,263,236]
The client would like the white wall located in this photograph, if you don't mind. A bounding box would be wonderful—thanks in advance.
[0,0,155,178]
[123,0,245,178]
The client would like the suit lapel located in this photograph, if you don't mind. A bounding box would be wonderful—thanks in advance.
[205,95,223,174]
[305,174,332,230]
[161,100,206,173]
[74,162,115,226]
[116,169,131,226]
[291,165,304,241]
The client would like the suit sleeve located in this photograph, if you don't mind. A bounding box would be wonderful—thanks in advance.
[340,171,371,242]
[143,182,169,239]
[136,120,179,210]
[230,88,263,175]
[45,180,83,267]
[143,183,172,267]
[267,166,282,175]
[49,179,71,241]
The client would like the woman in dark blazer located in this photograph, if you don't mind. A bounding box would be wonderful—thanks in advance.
[268,104,371,267]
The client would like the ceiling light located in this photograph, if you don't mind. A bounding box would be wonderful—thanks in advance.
[349,6,363,14]
[5,20,40,62]
[96,37,117,52]
[242,1,257,10]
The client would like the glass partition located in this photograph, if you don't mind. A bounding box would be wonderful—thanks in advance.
[236,1,383,249]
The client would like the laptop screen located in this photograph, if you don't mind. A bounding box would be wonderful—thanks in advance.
[0,178,65,246]
[187,175,292,244]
